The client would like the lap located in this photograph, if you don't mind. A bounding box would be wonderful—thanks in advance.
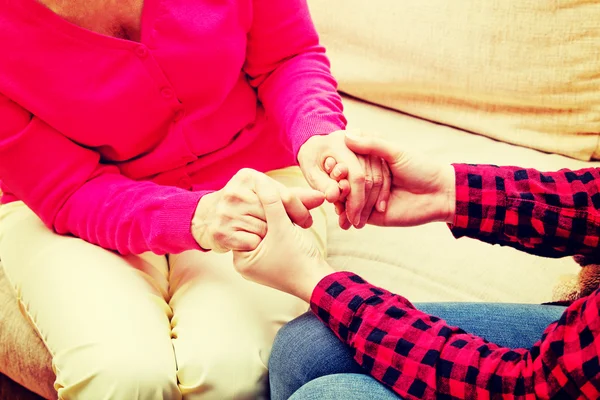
[270,302,566,400]
[0,166,326,399]
[415,302,566,348]
[0,201,179,399]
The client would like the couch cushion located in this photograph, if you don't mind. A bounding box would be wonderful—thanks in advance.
[308,0,600,160]
[326,96,598,303]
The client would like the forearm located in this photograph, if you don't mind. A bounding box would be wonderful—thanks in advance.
[53,171,206,255]
[244,0,346,157]
[451,164,600,257]
[0,96,206,255]
[310,272,600,399]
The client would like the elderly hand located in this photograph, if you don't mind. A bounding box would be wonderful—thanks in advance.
[192,168,325,252]
[298,130,391,229]
[232,174,334,302]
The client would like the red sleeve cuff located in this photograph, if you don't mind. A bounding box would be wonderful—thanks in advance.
[152,190,210,254]
[449,163,508,240]
[310,271,413,334]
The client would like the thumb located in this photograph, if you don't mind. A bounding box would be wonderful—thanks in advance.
[254,175,291,229]
[305,166,341,203]
[288,187,326,210]
[344,133,402,165]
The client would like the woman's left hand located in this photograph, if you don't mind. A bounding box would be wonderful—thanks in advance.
[298,130,391,228]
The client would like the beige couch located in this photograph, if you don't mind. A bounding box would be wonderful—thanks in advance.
[1,0,600,398]
[0,95,593,399]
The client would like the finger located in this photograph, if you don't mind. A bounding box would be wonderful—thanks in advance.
[254,175,293,229]
[339,210,352,230]
[346,155,367,227]
[343,153,366,227]
[334,201,345,216]
[359,155,373,224]
[344,133,403,165]
[359,155,382,228]
[288,187,326,211]
[324,157,337,174]
[234,215,268,238]
[338,179,350,202]
[275,185,314,228]
[225,231,262,252]
[376,159,391,212]
[305,166,341,203]
[330,163,349,181]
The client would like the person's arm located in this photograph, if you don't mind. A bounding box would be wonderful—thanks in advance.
[243,0,346,157]
[0,93,205,255]
[451,164,600,258]
[311,271,600,400]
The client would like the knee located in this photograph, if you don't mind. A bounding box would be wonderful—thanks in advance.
[270,312,323,375]
[178,342,268,399]
[289,374,399,400]
[56,347,180,400]
[269,312,362,400]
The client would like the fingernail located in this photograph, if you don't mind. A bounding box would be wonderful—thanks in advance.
[379,201,387,212]
[333,168,340,178]
[324,158,334,172]
[354,215,361,226]
[345,132,360,140]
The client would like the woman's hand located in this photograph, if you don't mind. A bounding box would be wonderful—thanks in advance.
[324,153,392,230]
[342,133,456,227]
[297,130,390,228]
[192,168,325,252]
[232,174,335,302]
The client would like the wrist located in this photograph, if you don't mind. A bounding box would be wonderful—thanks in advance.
[294,259,335,303]
[297,134,321,163]
[443,164,457,224]
[191,191,218,250]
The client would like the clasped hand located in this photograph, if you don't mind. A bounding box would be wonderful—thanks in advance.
[231,134,458,302]
[191,168,324,253]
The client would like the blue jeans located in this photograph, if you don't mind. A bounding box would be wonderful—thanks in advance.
[269,303,566,399]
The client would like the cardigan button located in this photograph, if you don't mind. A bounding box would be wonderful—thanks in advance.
[161,87,174,99]
[135,45,148,58]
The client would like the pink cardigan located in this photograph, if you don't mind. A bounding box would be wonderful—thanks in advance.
[0,0,345,255]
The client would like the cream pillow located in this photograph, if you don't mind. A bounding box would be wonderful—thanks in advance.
[308,0,600,160]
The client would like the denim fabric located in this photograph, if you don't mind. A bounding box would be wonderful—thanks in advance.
[270,303,566,399]
[289,374,400,400]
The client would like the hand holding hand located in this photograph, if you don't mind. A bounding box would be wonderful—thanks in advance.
[192,168,325,252]
[341,133,456,227]
[298,130,391,228]
[232,174,334,302]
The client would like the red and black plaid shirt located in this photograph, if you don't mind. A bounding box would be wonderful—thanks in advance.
[310,164,600,399]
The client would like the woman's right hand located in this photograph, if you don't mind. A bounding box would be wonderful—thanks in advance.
[342,134,457,227]
[191,168,325,252]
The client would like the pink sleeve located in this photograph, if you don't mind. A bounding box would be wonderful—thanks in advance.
[243,0,347,158]
[0,94,204,255]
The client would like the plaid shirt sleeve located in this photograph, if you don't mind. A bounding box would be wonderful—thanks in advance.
[451,164,600,257]
[311,272,600,399]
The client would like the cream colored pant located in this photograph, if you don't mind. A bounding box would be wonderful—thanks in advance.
[0,167,326,400]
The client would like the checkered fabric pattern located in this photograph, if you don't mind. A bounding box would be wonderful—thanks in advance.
[310,164,600,399]
[311,273,600,399]
[452,164,600,257]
